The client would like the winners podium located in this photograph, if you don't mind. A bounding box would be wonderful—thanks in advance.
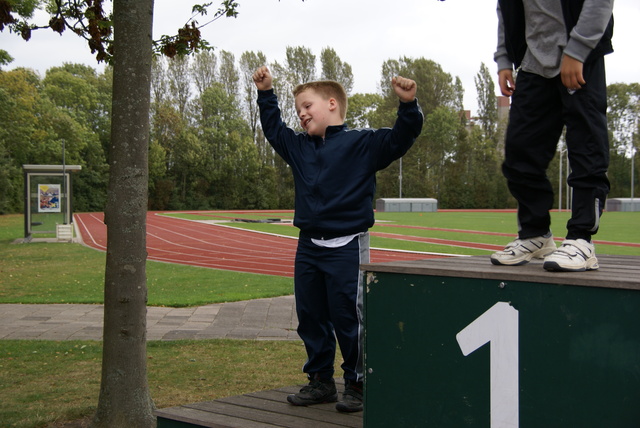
[362,255,640,428]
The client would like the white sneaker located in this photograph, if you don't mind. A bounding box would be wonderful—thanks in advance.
[543,239,599,272]
[491,234,557,266]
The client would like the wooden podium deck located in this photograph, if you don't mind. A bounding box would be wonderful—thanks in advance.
[361,254,640,291]
[155,379,363,428]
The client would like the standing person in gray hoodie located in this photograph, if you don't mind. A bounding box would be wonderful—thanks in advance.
[490,0,614,272]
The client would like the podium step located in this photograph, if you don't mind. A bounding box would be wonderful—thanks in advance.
[155,379,362,428]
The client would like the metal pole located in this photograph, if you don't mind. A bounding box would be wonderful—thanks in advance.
[558,149,563,211]
[631,146,636,209]
[566,153,570,211]
[399,157,403,198]
[62,140,66,224]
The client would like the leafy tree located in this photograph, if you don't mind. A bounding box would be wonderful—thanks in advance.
[285,45,316,85]
[420,106,460,198]
[474,62,498,144]
[442,125,475,208]
[219,49,239,99]
[0,140,18,214]
[320,47,354,94]
[0,67,40,167]
[167,55,192,117]
[40,64,111,211]
[375,57,462,202]
[151,56,169,107]
[378,57,459,118]
[268,46,317,130]
[269,60,297,129]
[0,48,13,66]
[607,83,640,198]
[0,64,111,212]
[0,70,23,213]
[345,92,383,129]
[607,83,640,155]
[239,50,269,154]
[191,50,218,97]
[1,0,240,63]
[195,82,260,208]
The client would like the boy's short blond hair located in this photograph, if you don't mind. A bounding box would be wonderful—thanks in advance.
[293,81,348,121]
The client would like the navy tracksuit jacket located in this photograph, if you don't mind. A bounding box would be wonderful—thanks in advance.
[257,89,423,381]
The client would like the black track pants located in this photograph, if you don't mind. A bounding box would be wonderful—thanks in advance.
[502,57,610,241]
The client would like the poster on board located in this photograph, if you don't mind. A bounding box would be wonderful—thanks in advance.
[38,184,61,213]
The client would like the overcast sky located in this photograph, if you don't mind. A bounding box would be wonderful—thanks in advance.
[1,0,638,115]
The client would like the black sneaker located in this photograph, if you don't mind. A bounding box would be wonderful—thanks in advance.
[287,375,338,406]
[336,380,363,413]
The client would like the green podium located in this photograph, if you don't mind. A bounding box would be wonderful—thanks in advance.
[362,255,640,428]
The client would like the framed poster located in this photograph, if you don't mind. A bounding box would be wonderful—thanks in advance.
[38,184,61,213]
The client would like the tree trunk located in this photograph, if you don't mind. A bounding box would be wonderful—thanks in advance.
[92,0,155,426]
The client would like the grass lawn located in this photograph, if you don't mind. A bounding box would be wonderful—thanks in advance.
[1,209,638,427]
[0,214,294,306]
[0,339,310,428]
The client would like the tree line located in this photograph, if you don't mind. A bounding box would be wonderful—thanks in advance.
[1,48,638,215]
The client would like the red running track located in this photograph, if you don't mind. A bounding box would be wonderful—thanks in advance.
[74,212,446,277]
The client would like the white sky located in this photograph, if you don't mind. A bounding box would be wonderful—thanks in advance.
[1,0,638,115]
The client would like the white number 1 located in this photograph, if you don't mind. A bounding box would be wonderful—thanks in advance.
[456,302,519,428]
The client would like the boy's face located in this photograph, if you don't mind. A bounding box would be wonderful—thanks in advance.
[295,89,339,138]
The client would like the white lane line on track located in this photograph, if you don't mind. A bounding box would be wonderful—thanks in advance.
[74,213,105,250]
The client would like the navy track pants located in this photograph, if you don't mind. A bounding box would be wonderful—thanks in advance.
[293,232,369,382]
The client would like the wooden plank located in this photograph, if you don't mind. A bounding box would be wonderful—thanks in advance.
[188,398,356,428]
[155,405,278,428]
[215,395,361,428]
[361,255,640,291]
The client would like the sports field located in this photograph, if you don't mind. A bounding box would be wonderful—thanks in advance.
[74,209,640,278]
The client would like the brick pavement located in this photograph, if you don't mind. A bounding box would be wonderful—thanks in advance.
[0,296,299,341]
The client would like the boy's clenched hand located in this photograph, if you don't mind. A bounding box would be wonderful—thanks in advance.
[253,66,273,91]
[392,76,417,103]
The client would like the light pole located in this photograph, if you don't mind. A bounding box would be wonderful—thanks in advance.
[559,148,565,211]
[631,144,636,203]
[566,151,571,212]
[399,157,403,198]
[62,139,67,224]
[558,143,571,212]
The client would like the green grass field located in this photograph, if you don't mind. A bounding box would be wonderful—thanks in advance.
[1,210,638,427]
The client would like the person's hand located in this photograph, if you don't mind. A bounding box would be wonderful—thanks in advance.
[253,66,273,91]
[498,68,515,97]
[392,76,417,102]
[560,54,585,92]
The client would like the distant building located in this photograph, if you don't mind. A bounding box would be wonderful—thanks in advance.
[462,96,510,151]
[497,95,510,121]
[464,96,510,133]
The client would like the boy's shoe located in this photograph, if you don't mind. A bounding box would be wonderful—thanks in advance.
[543,239,599,272]
[490,234,556,266]
[287,376,337,406]
[336,380,363,413]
